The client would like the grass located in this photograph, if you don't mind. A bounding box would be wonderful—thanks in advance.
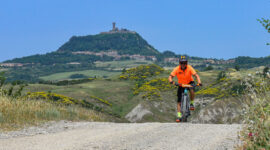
[39,60,154,81]
[24,79,138,118]
[197,70,219,87]
[0,95,104,131]
[39,70,121,81]
[94,60,152,70]
[26,66,223,120]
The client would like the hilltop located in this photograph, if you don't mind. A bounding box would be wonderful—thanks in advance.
[58,32,159,56]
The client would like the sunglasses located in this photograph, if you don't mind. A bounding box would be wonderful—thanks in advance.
[180,62,187,65]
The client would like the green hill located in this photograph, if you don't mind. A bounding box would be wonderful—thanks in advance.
[58,32,160,56]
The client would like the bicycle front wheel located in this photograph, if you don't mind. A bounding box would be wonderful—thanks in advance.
[181,95,187,122]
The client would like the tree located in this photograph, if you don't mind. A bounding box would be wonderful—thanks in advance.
[234,65,240,71]
[217,71,226,81]
[263,66,269,78]
[0,71,6,87]
[204,65,213,71]
[257,18,270,45]
[162,50,176,57]
[122,68,126,74]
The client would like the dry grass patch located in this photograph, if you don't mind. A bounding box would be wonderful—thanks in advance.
[0,96,104,131]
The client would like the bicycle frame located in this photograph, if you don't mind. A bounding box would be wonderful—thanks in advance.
[180,88,190,122]
[179,84,198,122]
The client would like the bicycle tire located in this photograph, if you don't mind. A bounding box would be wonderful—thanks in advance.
[181,95,187,122]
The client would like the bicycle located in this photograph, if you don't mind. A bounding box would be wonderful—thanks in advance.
[177,83,200,122]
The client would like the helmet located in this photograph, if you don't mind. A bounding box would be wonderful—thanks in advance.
[179,56,188,64]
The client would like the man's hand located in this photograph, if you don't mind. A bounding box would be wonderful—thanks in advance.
[170,81,181,86]
[175,82,182,87]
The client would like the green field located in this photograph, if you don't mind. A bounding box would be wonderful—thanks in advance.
[94,60,153,70]
[40,70,121,81]
[0,68,8,72]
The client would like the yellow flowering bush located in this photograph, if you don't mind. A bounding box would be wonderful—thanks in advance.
[90,95,112,106]
[196,87,220,96]
[133,78,175,100]
[119,64,164,81]
[25,92,102,111]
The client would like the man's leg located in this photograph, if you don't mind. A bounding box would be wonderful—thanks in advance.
[177,101,181,117]
[176,87,183,121]
[190,89,195,102]
[189,89,195,110]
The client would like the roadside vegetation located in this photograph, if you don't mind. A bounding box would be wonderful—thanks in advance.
[0,95,103,131]
[239,70,270,149]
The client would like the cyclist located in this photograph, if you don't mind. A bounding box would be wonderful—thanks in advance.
[168,56,202,122]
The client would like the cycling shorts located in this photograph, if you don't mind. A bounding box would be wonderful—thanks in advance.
[177,81,195,103]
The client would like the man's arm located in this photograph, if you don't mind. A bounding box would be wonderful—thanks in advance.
[168,75,174,83]
[194,73,202,85]
[168,75,180,86]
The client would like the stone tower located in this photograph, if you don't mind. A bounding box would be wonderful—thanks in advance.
[112,22,116,31]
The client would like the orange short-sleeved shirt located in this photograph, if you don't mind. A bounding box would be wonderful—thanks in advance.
[170,65,197,84]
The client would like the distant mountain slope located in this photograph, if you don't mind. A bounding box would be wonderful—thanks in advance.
[4,32,160,65]
[58,32,160,56]
[234,56,270,68]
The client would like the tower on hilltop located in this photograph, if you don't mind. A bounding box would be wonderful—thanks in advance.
[100,22,135,34]
[112,22,116,30]
[112,22,118,31]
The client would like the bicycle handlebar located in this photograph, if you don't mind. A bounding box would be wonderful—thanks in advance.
[176,83,201,88]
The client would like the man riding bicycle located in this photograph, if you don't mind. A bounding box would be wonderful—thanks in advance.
[168,56,202,122]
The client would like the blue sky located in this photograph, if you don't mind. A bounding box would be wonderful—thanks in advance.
[0,0,269,62]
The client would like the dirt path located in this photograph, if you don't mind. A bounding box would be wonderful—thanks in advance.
[0,122,241,150]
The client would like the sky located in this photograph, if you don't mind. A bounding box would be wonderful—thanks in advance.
[0,0,270,62]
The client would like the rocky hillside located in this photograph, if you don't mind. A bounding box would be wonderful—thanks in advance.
[190,67,266,124]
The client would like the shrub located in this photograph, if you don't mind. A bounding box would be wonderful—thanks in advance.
[204,65,214,71]
[235,65,240,71]
[119,64,164,81]
[25,92,103,111]
[69,74,88,79]
[196,75,247,99]
[90,95,112,106]
[217,71,226,81]
[133,78,175,100]
[263,66,269,78]
[0,72,27,98]
[230,84,246,95]
[196,87,220,96]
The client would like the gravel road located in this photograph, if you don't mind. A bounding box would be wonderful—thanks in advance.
[0,121,241,150]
